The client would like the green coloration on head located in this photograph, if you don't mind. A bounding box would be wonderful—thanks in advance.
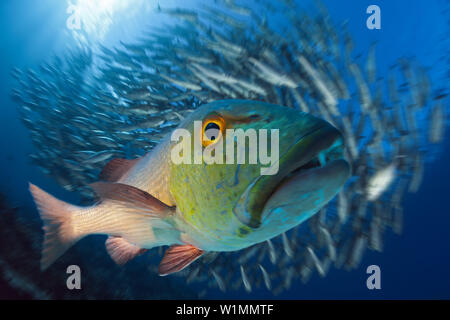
[168,100,349,252]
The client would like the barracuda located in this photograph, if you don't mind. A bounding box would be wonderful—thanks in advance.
[29,100,350,275]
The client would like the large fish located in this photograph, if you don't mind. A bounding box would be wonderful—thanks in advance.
[29,100,350,275]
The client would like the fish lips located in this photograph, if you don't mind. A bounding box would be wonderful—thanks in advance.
[261,159,350,226]
[233,122,349,229]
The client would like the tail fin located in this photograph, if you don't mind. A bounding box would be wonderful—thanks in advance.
[29,183,81,271]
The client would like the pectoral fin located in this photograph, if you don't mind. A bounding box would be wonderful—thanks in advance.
[158,245,204,276]
[99,158,140,182]
[105,236,148,266]
[90,182,173,218]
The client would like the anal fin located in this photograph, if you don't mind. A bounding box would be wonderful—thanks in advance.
[105,236,148,266]
[158,245,204,276]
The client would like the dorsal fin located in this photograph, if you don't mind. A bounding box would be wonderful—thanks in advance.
[90,182,174,218]
[99,158,140,182]
[158,245,204,276]
[105,236,148,266]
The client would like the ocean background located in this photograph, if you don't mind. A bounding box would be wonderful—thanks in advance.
[0,0,448,299]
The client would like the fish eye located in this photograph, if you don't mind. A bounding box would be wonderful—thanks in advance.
[205,122,220,141]
[202,116,225,147]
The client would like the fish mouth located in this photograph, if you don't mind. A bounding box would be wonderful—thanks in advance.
[259,158,350,233]
[233,122,350,228]
[262,123,349,215]
[275,126,346,191]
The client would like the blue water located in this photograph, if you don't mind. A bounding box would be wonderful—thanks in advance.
[0,0,448,299]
